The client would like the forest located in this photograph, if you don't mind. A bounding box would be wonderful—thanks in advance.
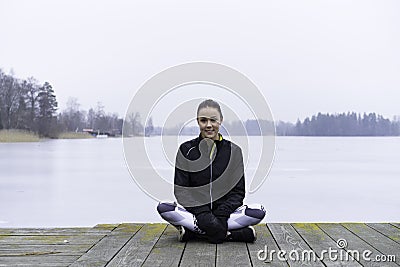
[0,69,122,138]
[276,112,400,136]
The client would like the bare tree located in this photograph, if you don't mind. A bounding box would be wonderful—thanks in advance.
[145,116,154,136]
[21,77,40,131]
[87,108,95,129]
[0,71,24,129]
[125,112,143,136]
[58,97,86,132]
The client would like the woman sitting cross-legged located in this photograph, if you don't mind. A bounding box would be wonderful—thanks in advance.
[157,99,266,243]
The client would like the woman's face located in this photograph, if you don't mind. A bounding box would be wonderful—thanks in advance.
[197,106,222,140]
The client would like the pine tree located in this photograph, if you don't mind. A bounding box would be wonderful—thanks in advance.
[37,82,58,137]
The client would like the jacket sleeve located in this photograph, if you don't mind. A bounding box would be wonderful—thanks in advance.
[213,146,245,217]
[174,145,211,216]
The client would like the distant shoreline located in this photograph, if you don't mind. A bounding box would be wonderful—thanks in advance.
[1,129,399,143]
[0,130,94,143]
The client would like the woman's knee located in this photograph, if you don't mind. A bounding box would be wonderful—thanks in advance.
[157,201,176,214]
[245,205,266,220]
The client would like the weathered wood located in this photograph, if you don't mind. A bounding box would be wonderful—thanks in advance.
[142,225,185,267]
[0,234,104,245]
[70,224,143,267]
[180,241,216,267]
[268,223,325,267]
[216,241,251,267]
[94,224,119,231]
[0,244,91,256]
[106,223,166,267]
[292,223,361,266]
[318,223,397,267]
[247,224,289,267]
[0,228,110,236]
[108,223,144,235]
[0,223,397,266]
[390,223,400,229]
[366,223,400,244]
[342,223,400,265]
[0,255,80,266]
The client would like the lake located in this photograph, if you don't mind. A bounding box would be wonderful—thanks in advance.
[0,136,399,227]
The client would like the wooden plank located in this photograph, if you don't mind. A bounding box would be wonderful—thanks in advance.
[342,223,400,265]
[94,224,119,231]
[0,244,91,256]
[0,234,104,245]
[70,224,143,267]
[109,223,144,235]
[292,223,361,266]
[268,223,324,267]
[0,255,80,266]
[216,241,251,267]
[142,225,185,267]
[366,223,400,244]
[180,241,216,267]
[247,224,289,267]
[0,228,110,236]
[390,223,400,229]
[0,223,396,267]
[318,223,397,267]
[107,223,166,267]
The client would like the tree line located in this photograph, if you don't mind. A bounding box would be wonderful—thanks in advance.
[121,113,400,137]
[59,99,123,136]
[2,69,399,137]
[147,112,400,136]
[277,112,400,136]
[0,69,123,137]
[0,70,59,136]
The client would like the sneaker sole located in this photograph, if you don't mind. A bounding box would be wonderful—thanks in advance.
[249,226,257,242]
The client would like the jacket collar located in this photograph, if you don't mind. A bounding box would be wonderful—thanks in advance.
[198,133,223,143]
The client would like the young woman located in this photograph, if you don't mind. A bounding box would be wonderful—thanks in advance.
[157,99,266,243]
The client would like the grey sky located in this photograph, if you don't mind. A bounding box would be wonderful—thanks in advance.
[1,0,399,124]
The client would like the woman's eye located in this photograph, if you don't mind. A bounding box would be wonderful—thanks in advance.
[198,117,218,124]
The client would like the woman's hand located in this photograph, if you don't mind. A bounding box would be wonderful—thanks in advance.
[196,212,220,231]
[216,215,228,234]
[196,212,228,243]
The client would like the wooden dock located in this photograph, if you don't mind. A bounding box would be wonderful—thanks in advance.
[0,223,399,266]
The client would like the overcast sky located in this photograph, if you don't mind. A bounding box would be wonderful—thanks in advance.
[1,0,399,124]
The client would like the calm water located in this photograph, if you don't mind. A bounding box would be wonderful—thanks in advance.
[0,137,399,227]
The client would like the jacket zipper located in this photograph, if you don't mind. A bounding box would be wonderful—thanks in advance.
[210,158,213,210]
[209,142,216,210]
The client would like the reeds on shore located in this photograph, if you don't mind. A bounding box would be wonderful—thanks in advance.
[57,132,94,139]
[0,130,95,142]
[0,129,40,142]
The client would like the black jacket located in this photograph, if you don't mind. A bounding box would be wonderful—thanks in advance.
[174,135,245,217]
